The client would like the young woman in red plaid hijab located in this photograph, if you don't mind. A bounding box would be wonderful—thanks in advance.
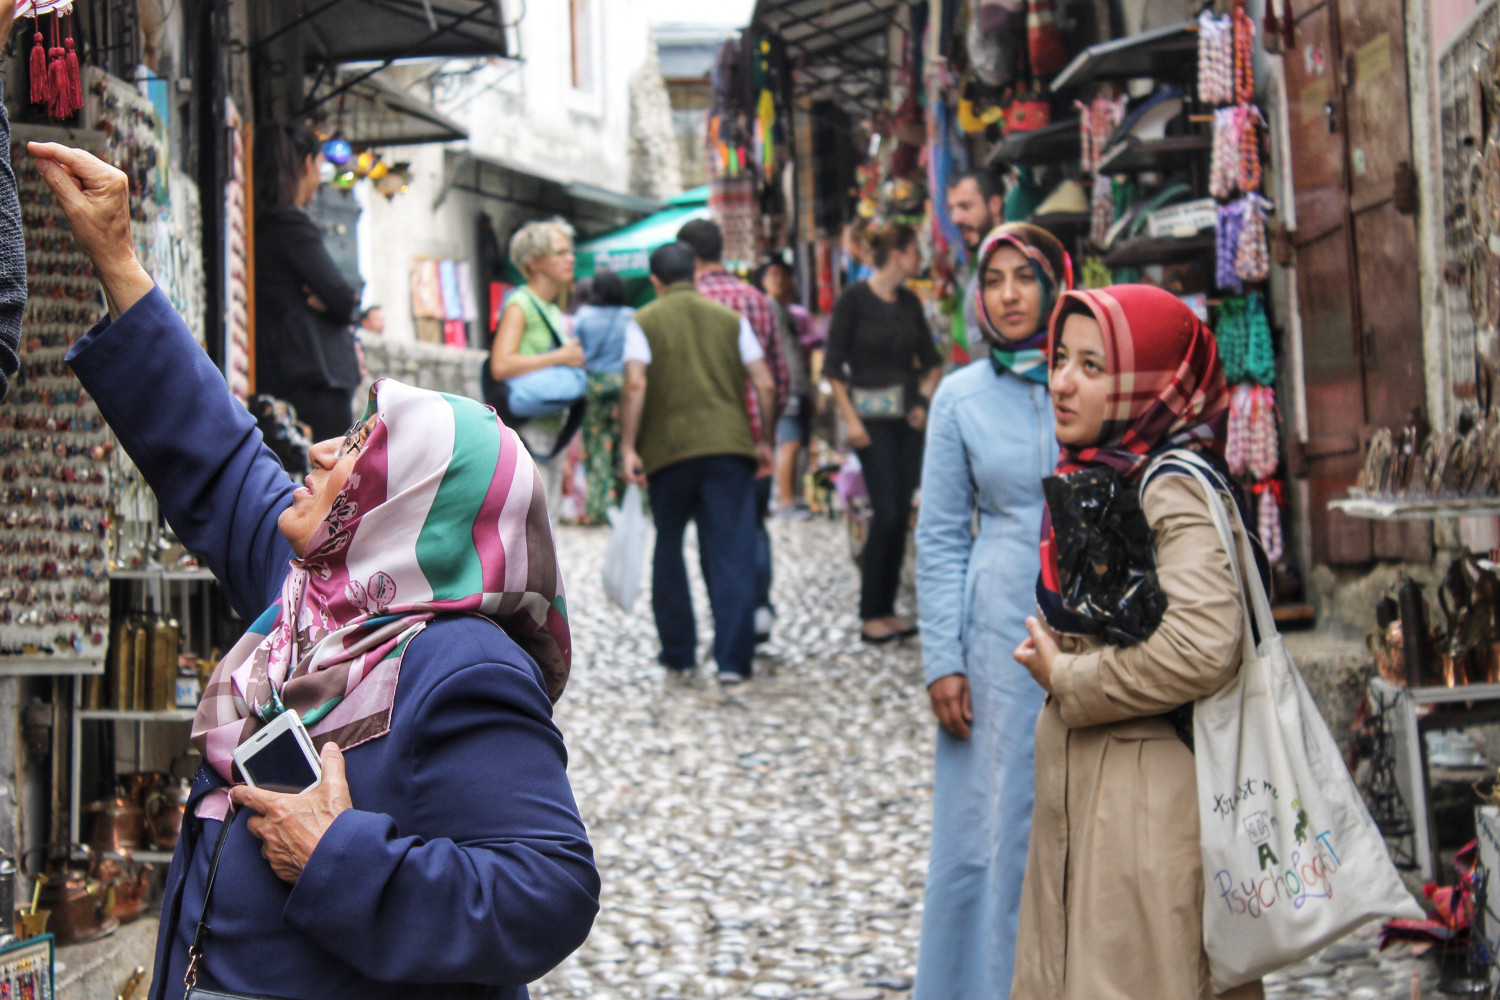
[1010,285,1265,1000]
[1035,284,1231,625]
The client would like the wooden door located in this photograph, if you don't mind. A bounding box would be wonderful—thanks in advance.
[1284,0,1431,565]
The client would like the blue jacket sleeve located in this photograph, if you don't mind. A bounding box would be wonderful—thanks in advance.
[66,287,296,616]
[0,81,25,401]
[916,379,975,686]
[283,638,600,985]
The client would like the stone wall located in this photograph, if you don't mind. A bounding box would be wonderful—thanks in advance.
[358,337,489,402]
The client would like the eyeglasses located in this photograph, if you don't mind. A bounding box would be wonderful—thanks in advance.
[338,417,372,459]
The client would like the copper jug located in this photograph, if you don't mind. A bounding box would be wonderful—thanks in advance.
[144,777,190,851]
[91,852,149,925]
[28,845,113,945]
[84,788,145,854]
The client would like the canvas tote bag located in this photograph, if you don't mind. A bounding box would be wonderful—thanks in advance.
[1145,450,1422,992]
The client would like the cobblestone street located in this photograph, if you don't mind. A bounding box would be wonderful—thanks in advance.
[535,516,1440,1000]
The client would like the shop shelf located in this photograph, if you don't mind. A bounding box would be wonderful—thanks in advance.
[1094,135,1211,174]
[131,850,174,864]
[1051,21,1199,92]
[985,118,1080,167]
[1328,496,1500,520]
[1030,211,1090,239]
[1101,232,1216,268]
[0,656,104,677]
[77,708,196,722]
[109,567,216,582]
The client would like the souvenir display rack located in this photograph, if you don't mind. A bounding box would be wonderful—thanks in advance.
[1,125,111,668]
[0,934,54,1000]
[1438,0,1500,418]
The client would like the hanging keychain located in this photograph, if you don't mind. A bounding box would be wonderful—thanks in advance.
[1242,291,1276,384]
[1248,385,1281,481]
[1233,3,1257,104]
[1256,479,1285,563]
[1198,11,1234,105]
[1210,107,1241,199]
[1235,194,1272,284]
[1215,296,1248,382]
[1237,104,1266,193]
[1227,383,1253,476]
[1217,202,1245,293]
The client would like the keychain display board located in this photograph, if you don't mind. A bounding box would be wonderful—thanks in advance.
[1438,0,1500,416]
[223,97,250,401]
[3,125,112,660]
[81,66,204,346]
[0,934,55,1000]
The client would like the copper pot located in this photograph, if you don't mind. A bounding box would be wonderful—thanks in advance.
[144,777,190,851]
[28,845,113,945]
[92,852,149,925]
[84,790,145,854]
[1368,623,1406,686]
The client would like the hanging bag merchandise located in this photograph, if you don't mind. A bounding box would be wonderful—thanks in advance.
[1145,450,1422,992]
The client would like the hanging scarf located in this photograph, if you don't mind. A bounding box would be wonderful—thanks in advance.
[972,227,1073,384]
[192,379,570,818]
[1037,285,1230,631]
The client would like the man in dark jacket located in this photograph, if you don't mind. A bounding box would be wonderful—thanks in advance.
[620,243,775,684]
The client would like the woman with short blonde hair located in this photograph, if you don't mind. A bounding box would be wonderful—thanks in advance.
[508,218,577,281]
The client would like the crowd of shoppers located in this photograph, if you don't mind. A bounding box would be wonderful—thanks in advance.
[18,103,1320,998]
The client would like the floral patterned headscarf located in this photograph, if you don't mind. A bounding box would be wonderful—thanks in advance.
[192,379,570,813]
[972,223,1073,383]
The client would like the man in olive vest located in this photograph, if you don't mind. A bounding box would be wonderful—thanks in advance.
[621,242,776,684]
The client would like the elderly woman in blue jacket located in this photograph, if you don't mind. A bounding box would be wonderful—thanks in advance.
[912,223,1071,1000]
[31,141,598,1000]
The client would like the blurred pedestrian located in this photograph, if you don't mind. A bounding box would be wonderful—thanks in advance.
[678,219,787,644]
[825,223,942,644]
[573,269,634,523]
[358,305,385,335]
[753,257,814,516]
[913,224,1071,1000]
[945,170,1004,363]
[488,218,586,518]
[1012,285,1262,1000]
[253,122,362,441]
[620,243,776,684]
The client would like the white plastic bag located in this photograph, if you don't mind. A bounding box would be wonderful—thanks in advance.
[602,484,649,612]
[1154,451,1422,992]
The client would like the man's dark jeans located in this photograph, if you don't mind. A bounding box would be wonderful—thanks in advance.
[648,454,758,677]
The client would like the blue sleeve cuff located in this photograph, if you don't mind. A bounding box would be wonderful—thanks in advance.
[284,809,402,932]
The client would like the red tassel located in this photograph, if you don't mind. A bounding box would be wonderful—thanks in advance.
[64,37,80,113]
[28,27,47,107]
[48,46,66,120]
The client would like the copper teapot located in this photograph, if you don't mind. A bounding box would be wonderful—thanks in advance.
[25,844,114,944]
[92,852,149,925]
[144,777,191,851]
[84,787,145,854]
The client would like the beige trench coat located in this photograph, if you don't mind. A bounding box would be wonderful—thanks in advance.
[1011,473,1264,1000]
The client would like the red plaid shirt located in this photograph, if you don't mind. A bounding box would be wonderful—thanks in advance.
[696,268,788,437]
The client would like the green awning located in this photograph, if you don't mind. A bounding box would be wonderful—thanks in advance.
[575,189,711,280]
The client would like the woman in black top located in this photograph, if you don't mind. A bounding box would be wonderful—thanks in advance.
[254,123,362,441]
[825,224,942,643]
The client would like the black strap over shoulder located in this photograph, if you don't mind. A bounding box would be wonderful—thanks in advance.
[185,809,236,992]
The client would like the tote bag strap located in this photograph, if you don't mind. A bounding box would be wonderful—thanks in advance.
[1141,450,1279,663]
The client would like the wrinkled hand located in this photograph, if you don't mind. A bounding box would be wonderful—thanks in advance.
[621,447,646,487]
[1014,616,1059,694]
[28,142,136,274]
[846,418,870,450]
[29,142,152,318]
[229,742,351,884]
[555,341,586,368]
[928,674,972,739]
[303,286,328,313]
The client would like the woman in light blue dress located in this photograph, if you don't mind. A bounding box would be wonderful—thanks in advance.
[913,223,1071,1000]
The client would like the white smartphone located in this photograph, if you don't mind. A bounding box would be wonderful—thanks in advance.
[231,710,323,794]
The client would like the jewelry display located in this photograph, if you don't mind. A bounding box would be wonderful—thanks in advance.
[4,129,112,659]
[1198,10,1234,106]
[1356,409,1500,501]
